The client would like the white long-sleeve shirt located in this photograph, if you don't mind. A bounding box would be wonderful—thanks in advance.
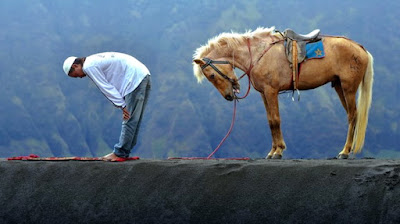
[83,52,150,108]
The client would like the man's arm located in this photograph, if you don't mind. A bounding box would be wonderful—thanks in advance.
[85,66,127,108]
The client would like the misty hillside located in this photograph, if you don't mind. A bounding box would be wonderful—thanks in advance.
[0,0,399,159]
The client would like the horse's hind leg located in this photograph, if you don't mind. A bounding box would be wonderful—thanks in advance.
[333,80,347,113]
[260,91,286,159]
[337,84,358,159]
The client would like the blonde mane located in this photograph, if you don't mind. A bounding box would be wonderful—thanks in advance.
[193,26,276,83]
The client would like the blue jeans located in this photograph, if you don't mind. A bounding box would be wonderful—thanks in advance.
[113,75,151,158]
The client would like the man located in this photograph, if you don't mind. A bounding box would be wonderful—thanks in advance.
[63,52,151,161]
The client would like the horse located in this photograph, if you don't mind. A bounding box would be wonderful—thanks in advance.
[192,27,374,159]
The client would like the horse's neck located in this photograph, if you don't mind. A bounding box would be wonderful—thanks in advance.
[207,35,277,74]
[235,35,282,73]
[208,46,249,73]
[229,41,253,73]
[231,38,266,73]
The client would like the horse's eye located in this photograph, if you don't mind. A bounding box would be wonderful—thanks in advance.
[210,74,215,79]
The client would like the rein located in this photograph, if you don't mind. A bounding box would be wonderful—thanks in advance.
[236,36,281,99]
[234,38,253,100]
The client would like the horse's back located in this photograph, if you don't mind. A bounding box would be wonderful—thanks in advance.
[296,37,369,89]
[325,37,369,83]
[325,37,368,66]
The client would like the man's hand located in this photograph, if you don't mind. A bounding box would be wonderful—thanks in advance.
[122,107,130,120]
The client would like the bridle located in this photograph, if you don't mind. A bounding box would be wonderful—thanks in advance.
[201,57,236,84]
[200,39,253,87]
[200,36,282,100]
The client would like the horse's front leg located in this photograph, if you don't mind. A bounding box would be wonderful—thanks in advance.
[260,90,286,159]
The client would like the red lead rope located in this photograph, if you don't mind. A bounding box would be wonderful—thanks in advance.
[206,99,238,159]
[206,38,255,158]
[206,72,251,159]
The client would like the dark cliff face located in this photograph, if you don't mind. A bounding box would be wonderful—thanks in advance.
[1,159,399,223]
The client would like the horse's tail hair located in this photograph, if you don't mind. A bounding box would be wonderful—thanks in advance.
[353,51,374,154]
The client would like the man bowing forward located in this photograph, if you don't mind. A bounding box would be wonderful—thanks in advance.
[63,52,151,161]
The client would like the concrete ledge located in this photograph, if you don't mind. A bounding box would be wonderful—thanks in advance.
[1,159,399,223]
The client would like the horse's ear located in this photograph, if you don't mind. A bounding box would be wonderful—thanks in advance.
[193,58,205,66]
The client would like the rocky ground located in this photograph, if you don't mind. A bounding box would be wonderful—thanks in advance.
[0,158,399,223]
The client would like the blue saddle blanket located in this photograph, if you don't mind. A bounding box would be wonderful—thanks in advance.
[306,40,325,59]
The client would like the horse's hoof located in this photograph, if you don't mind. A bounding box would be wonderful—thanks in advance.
[272,154,282,159]
[266,155,272,159]
[337,154,349,159]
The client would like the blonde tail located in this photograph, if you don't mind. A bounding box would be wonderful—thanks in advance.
[353,51,374,154]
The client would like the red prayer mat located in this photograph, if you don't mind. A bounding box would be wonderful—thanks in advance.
[7,154,139,162]
[167,157,250,161]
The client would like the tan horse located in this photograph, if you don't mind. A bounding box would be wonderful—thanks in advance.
[193,27,374,159]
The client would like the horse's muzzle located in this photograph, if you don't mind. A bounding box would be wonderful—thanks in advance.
[225,95,234,101]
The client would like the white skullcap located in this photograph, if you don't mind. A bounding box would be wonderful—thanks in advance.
[63,56,77,75]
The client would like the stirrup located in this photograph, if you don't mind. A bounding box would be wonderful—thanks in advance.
[291,89,300,101]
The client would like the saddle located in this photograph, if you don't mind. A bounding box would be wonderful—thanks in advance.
[280,29,321,99]
[284,29,321,63]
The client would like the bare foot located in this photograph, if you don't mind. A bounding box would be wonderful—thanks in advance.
[102,153,122,162]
